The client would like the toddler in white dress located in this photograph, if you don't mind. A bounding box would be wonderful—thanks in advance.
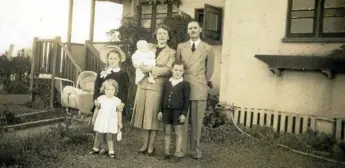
[89,79,124,159]
[132,40,156,84]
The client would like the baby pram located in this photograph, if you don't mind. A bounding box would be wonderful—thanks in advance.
[58,71,97,116]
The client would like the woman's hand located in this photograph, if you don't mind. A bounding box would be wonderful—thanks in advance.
[94,100,100,107]
[92,117,96,125]
[140,65,152,73]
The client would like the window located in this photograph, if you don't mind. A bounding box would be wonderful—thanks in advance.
[195,5,223,45]
[138,1,179,33]
[285,0,345,41]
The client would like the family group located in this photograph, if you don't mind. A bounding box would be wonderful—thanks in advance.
[88,20,214,163]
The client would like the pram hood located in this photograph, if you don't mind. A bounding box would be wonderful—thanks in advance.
[76,71,98,92]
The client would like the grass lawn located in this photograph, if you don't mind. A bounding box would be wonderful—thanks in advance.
[1,121,344,168]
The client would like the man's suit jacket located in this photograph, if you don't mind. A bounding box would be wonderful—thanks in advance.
[176,40,214,101]
[137,44,176,92]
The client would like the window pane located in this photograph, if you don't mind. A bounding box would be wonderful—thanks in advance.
[291,19,314,33]
[289,0,315,34]
[156,19,164,26]
[323,17,345,33]
[141,14,151,19]
[291,10,314,19]
[141,19,151,29]
[141,5,152,14]
[292,0,315,10]
[173,4,179,12]
[323,4,345,33]
[157,4,168,13]
[323,8,345,17]
[156,13,167,19]
[205,13,219,31]
[324,0,345,8]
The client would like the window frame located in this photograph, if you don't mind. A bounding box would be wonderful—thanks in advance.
[137,1,178,36]
[194,4,223,45]
[284,0,345,43]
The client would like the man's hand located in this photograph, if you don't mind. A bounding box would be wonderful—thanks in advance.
[179,114,186,123]
[158,112,163,120]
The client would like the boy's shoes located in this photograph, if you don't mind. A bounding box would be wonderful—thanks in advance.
[136,148,147,154]
[99,149,108,155]
[88,149,99,155]
[147,148,155,156]
[169,156,182,163]
[109,153,116,159]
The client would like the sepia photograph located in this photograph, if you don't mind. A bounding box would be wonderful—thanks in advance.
[0,0,345,167]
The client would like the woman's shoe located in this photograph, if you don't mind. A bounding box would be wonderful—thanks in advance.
[136,148,147,154]
[147,148,155,156]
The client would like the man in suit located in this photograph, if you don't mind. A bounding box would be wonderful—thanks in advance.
[176,20,215,159]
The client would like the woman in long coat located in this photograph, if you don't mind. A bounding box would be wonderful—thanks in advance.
[131,24,175,155]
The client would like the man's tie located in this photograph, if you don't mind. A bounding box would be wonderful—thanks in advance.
[191,42,196,52]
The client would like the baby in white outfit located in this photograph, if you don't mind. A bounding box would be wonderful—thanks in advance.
[132,40,156,84]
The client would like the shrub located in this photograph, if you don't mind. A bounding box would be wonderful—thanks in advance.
[0,105,21,127]
[0,53,31,94]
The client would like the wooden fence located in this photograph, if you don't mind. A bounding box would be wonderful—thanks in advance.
[232,107,345,141]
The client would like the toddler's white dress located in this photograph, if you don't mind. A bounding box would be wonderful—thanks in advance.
[93,95,121,134]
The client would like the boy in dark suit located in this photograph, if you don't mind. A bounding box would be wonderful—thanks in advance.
[158,60,191,162]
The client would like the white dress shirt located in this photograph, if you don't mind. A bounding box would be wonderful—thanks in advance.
[190,38,201,48]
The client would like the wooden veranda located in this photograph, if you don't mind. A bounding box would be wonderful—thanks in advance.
[29,0,129,108]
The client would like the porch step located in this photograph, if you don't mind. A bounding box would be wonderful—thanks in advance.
[2,108,65,132]
[3,117,64,132]
[16,109,64,123]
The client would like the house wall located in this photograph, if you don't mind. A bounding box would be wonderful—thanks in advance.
[220,0,345,117]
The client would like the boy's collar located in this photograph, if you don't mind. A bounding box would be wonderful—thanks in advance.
[169,77,183,82]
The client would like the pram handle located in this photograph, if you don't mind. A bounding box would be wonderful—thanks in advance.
[54,77,75,86]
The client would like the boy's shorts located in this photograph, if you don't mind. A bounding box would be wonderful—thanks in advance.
[163,108,184,125]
